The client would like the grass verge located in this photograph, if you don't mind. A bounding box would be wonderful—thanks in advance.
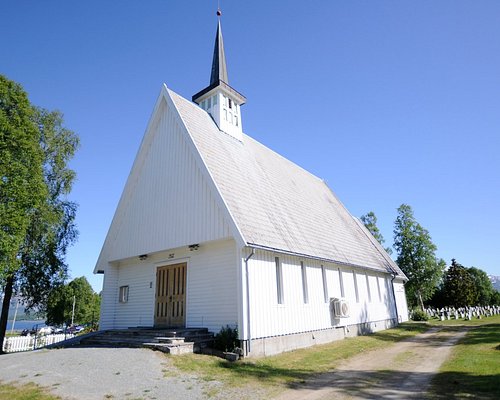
[0,382,60,400]
[169,322,429,390]
[427,318,500,400]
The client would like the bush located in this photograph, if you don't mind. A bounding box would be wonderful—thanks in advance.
[213,325,239,352]
[411,309,429,321]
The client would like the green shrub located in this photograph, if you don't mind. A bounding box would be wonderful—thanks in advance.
[411,309,429,321]
[213,325,239,352]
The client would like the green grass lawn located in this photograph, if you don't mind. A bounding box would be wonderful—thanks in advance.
[0,382,60,400]
[427,315,500,400]
[170,322,429,390]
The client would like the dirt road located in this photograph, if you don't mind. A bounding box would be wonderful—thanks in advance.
[275,326,468,400]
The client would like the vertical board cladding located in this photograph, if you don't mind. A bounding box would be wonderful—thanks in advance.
[185,239,238,333]
[393,280,409,322]
[106,97,231,262]
[111,259,156,329]
[246,250,396,340]
[99,264,119,330]
[106,239,238,331]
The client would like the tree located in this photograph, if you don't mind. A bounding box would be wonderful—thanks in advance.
[46,277,100,327]
[467,266,494,305]
[360,211,392,255]
[393,204,445,309]
[0,75,79,353]
[442,259,476,307]
[491,290,500,306]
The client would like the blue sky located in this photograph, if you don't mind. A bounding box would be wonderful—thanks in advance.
[2,1,499,291]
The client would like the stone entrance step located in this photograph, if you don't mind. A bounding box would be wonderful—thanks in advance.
[78,327,214,355]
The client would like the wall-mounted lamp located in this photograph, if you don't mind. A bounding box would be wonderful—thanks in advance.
[188,244,200,251]
[139,254,148,261]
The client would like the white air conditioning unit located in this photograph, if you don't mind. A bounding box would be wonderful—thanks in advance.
[330,298,350,318]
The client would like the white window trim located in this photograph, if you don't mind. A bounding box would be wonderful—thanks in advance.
[119,285,129,303]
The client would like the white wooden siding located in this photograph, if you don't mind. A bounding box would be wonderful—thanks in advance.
[100,239,238,332]
[186,239,238,332]
[100,97,231,264]
[244,249,396,340]
[394,280,409,322]
[99,264,119,329]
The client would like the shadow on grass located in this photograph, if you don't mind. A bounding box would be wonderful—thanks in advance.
[462,323,500,346]
[429,371,500,400]
[368,322,430,342]
[218,366,499,399]
[215,360,310,384]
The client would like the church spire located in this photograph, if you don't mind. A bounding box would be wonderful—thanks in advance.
[210,19,228,85]
[193,9,246,141]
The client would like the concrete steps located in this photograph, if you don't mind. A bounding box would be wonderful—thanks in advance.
[79,327,214,355]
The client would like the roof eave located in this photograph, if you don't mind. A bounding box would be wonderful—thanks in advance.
[192,80,246,105]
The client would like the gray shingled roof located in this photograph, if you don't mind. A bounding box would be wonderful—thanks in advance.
[170,89,406,278]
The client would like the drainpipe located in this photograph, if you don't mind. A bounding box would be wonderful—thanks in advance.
[244,248,255,355]
[390,273,399,324]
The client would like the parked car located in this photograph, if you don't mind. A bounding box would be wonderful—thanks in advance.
[67,325,85,334]
[38,326,53,335]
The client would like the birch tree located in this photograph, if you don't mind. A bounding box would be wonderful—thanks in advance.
[393,204,445,309]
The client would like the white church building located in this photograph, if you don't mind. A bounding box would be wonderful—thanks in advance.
[94,15,409,357]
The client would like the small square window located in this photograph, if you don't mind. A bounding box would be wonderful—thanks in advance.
[119,286,129,303]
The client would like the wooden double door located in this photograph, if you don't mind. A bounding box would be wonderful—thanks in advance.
[154,263,186,327]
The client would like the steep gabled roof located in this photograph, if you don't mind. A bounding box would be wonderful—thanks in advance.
[170,89,407,278]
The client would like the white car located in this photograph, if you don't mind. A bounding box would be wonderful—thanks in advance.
[38,326,53,335]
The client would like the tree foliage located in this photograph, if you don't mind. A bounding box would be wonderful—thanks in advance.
[0,75,79,352]
[360,211,392,255]
[0,75,45,276]
[430,262,497,307]
[393,204,445,309]
[442,259,476,307]
[14,108,79,309]
[467,266,494,305]
[46,277,100,327]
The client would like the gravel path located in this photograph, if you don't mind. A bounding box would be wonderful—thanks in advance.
[0,347,236,399]
[274,326,468,400]
[0,326,467,400]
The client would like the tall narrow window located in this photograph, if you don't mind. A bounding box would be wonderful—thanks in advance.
[376,276,382,302]
[207,97,211,109]
[338,268,345,298]
[119,286,129,303]
[275,257,284,304]
[228,98,232,109]
[353,271,359,303]
[321,265,328,303]
[301,262,308,304]
[366,274,372,302]
[213,94,218,105]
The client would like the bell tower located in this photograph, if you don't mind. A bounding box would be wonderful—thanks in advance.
[192,10,246,141]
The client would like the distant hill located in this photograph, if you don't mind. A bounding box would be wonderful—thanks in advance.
[489,275,500,292]
[5,296,41,321]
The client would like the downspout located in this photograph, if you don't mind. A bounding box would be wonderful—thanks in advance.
[244,248,255,355]
[390,273,400,324]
